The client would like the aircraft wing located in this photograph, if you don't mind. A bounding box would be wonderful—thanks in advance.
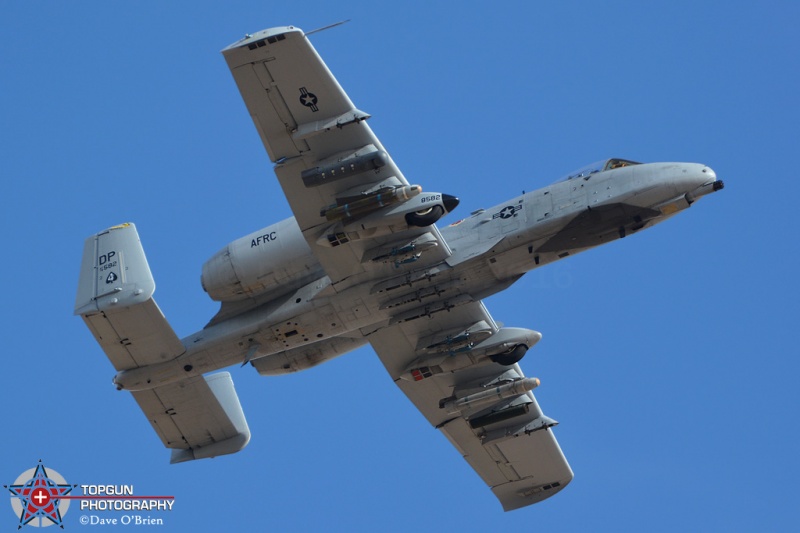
[222,27,452,287]
[223,26,571,509]
[367,300,573,511]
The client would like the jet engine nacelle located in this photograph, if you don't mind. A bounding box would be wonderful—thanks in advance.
[201,217,322,302]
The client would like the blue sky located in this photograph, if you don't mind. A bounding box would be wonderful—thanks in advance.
[2,1,798,531]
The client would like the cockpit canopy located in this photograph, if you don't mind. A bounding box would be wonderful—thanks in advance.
[558,158,641,182]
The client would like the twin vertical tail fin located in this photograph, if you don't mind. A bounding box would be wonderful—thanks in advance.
[75,223,155,317]
[75,223,250,462]
[75,223,184,370]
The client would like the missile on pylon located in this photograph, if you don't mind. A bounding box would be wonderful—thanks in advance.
[321,185,421,222]
[418,322,495,356]
[370,240,438,265]
[440,377,541,415]
[368,232,439,266]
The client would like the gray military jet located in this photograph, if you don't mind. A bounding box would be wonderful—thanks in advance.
[75,25,723,511]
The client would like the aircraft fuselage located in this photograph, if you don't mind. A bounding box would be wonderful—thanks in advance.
[112,161,721,391]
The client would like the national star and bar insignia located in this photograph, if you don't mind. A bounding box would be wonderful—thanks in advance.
[492,204,522,219]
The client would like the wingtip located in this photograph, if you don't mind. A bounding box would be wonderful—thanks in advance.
[221,26,303,53]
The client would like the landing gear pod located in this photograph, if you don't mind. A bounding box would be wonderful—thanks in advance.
[401,327,542,381]
[405,205,444,227]
[405,194,459,227]
[490,344,529,366]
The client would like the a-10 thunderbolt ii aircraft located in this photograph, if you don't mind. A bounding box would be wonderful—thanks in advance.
[75,24,723,511]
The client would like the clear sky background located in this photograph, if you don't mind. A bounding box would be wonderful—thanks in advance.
[2,1,798,531]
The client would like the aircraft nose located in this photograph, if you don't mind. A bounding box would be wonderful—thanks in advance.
[678,164,717,192]
[442,194,460,213]
[686,165,724,203]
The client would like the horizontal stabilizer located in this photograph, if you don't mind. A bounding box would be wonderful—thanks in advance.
[132,372,251,463]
